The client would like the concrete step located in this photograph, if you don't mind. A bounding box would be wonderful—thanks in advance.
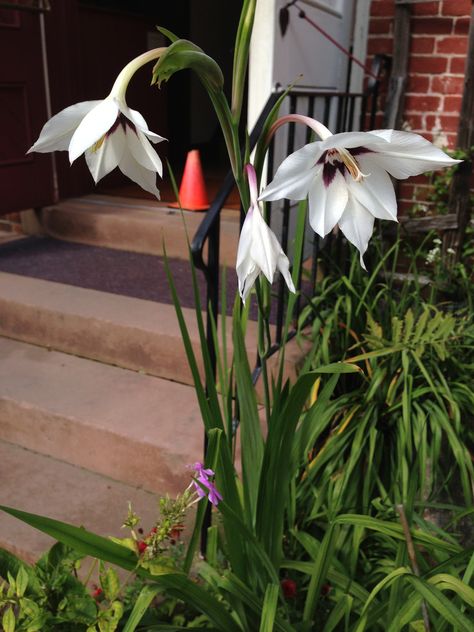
[40,194,240,266]
[0,337,203,494]
[0,272,308,399]
[0,272,261,386]
[0,440,161,563]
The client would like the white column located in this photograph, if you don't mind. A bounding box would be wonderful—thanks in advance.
[248,0,277,130]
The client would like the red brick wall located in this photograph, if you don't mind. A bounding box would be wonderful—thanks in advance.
[367,0,471,214]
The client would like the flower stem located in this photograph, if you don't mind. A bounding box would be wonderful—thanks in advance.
[110,48,167,100]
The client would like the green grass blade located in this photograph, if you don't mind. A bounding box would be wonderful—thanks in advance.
[0,505,242,631]
[259,584,280,632]
[232,300,264,522]
[322,594,353,632]
[122,584,161,632]
[407,575,474,632]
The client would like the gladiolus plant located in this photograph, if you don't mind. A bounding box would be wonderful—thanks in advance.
[4,1,472,631]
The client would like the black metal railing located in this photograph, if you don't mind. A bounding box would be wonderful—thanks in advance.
[191,56,384,379]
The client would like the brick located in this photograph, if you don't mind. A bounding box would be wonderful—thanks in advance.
[431,75,464,94]
[443,96,463,113]
[449,56,467,73]
[409,55,448,74]
[406,74,431,93]
[412,2,440,16]
[370,0,394,18]
[398,183,415,199]
[398,200,417,215]
[454,17,470,35]
[411,37,436,54]
[403,114,424,130]
[426,114,459,133]
[409,174,431,186]
[442,0,471,17]
[367,37,393,55]
[369,18,392,35]
[405,94,442,112]
[445,133,458,148]
[412,17,453,35]
[436,36,469,54]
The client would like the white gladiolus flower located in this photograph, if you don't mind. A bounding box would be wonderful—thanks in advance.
[260,125,460,268]
[236,165,295,303]
[28,50,166,198]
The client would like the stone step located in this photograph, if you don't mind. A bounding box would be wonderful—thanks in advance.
[0,337,203,494]
[0,440,161,563]
[40,194,240,266]
[0,271,248,385]
[0,272,308,397]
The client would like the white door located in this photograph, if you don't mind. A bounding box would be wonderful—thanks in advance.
[249,0,363,128]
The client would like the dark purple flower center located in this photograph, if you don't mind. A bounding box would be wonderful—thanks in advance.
[106,112,137,137]
[317,146,371,187]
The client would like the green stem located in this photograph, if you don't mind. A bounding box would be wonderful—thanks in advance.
[231,0,257,121]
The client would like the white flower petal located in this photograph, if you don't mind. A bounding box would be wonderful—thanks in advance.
[239,264,260,303]
[308,169,348,237]
[118,151,160,199]
[236,206,255,270]
[364,129,461,178]
[28,101,101,153]
[259,142,323,202]
[338,196,375,270]
[320,131,388,151]
[236,204,295,302]
[120,102,148,131]
[277,252,296,294]
[69,98,119,163]
[84,126,126,183]
[126,128,163,176]
[120,102,167,144]
[251,208,282,283]
[348,157,398,221]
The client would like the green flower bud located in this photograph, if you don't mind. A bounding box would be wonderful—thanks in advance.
[152,39,224,92]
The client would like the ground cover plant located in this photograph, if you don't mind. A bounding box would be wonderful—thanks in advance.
[1,1,472,629]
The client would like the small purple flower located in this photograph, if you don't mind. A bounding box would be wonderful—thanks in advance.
[189,462,222,506]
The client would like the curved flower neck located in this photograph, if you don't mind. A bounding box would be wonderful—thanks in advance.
[245,163,259,208]
[110,47,166,101]
[268,114,333,144]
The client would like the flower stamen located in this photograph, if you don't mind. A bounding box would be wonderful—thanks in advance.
[337,148,369,182]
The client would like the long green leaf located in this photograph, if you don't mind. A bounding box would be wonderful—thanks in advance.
[122,584,161,632]
[0,505,139,569]
[233,300,264,522]
[407,575,474,632]
[334,514,460,553]
[0,506,241,632]
[259,584,280,632]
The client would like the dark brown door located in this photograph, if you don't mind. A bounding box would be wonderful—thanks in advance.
[0,3,55,215]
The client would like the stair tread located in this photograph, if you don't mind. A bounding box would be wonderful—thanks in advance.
[0,271,262,383]
[0,439,162,563]
[0,337,203,492]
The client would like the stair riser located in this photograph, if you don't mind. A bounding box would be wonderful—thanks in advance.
[0,440,161,563]
[41,201,239,266]
[0,298,197,384]
[0,398,197,495]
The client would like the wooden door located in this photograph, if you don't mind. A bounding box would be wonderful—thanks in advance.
[0,3,55,215]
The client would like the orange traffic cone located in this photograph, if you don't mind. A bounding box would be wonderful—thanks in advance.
[169,149,209,211]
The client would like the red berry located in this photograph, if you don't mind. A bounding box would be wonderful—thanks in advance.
[137,540,147,554]
[281,579,297,599]
[91,586,103,600]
